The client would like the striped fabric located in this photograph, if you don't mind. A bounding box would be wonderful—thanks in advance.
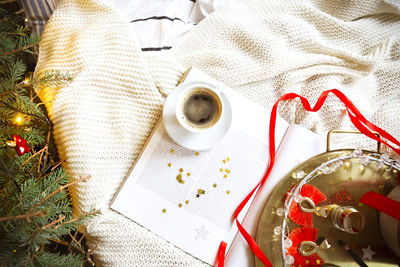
[18,0,56,36]
[18,0,245,50]
[110,0,207,51]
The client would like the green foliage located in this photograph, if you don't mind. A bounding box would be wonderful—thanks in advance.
[0,7,97,267]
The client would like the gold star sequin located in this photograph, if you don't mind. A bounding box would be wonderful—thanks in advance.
[219,168,223,172]
[213,183,217,188]
[224,174,228,178]
[187,172,190,176]
[305,260,309,264]
[227,157,230,161]
[358,202,364,207]
[348,176,353,181]
[167,162,172,167]
[226,190,230,195]
[176,174,184,184]
[170,149,175,154]
[178,203,182,208]
[185,200,189,205]
[179,168,183,173]
[225,169,230,173]
[222,159,226,163]
[197,189,205,195]
[316,259,321,265]
[195,152,200,156]
[162,208,167,213]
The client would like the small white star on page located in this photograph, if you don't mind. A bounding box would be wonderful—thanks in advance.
[362,245,375,261]
[195,225,210,241]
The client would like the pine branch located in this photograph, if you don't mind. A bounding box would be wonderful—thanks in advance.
[28,175,91,213]
[0,0,17,4]
[0,43,37,57]
[0,210,45,222]
[42,215,65,230]
[0,99,50,125]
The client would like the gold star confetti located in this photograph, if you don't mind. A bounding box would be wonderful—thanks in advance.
[358,202,364,207]
[219,168,223,172]
[305,260,309,264]
[195,152,199,156]
[348,176,353,181]
[176,174,184,184]
[316,259,321,265]
[170,149,175,154]
[227,157,230,161]
[187,172,191,176]
[167,162,172,167]
[226,190,230,194]
[162,208,167,213]
[178,203,182,208]
[197,189,205,195]
[213,183,217,188]
[179,168,183,173]
[185,200,189,204]
[225,169,230,173]
[224,174,228,178]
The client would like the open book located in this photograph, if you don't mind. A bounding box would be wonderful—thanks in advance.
[111,68,324,265]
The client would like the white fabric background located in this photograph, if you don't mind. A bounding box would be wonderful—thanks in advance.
[35,0,400,265]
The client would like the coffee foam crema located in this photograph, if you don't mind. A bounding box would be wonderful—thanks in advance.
[178,87,223,131]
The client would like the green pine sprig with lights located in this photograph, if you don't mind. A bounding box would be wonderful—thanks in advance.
[0,6,98,267]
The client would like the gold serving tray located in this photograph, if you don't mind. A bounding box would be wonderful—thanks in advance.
[255,147,399,267]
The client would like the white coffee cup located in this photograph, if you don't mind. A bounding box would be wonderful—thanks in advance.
[175,82,224,133]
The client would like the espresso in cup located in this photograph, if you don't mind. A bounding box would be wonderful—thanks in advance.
[177,87,223,132]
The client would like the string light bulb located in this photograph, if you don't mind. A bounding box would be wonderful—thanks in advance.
[23,77,29,84]
[15,115,23,125]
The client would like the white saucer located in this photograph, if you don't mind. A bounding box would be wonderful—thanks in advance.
[162,82,233,151]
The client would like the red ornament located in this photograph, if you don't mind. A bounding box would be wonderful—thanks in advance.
[288,184,327,226]
[12,135,30,156]
[287,226,324,267]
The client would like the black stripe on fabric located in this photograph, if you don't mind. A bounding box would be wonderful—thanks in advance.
[141,46,172,52]
[130,16,192,24]
[189,0,196,2]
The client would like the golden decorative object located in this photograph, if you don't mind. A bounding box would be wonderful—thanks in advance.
[256,131,399,266]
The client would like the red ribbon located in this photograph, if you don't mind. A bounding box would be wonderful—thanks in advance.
[216,89,400,267]
[360,191,400,221]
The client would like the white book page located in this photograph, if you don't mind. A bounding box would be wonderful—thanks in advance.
[225,124,325,267]
[111,74,288,265]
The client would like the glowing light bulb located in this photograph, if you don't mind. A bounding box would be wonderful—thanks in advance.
[15,115,23,125]
[23,78,29,84]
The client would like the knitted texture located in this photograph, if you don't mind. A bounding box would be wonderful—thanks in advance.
[35,0,400,265]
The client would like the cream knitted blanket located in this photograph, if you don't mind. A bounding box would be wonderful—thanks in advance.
[35,0,400,265]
